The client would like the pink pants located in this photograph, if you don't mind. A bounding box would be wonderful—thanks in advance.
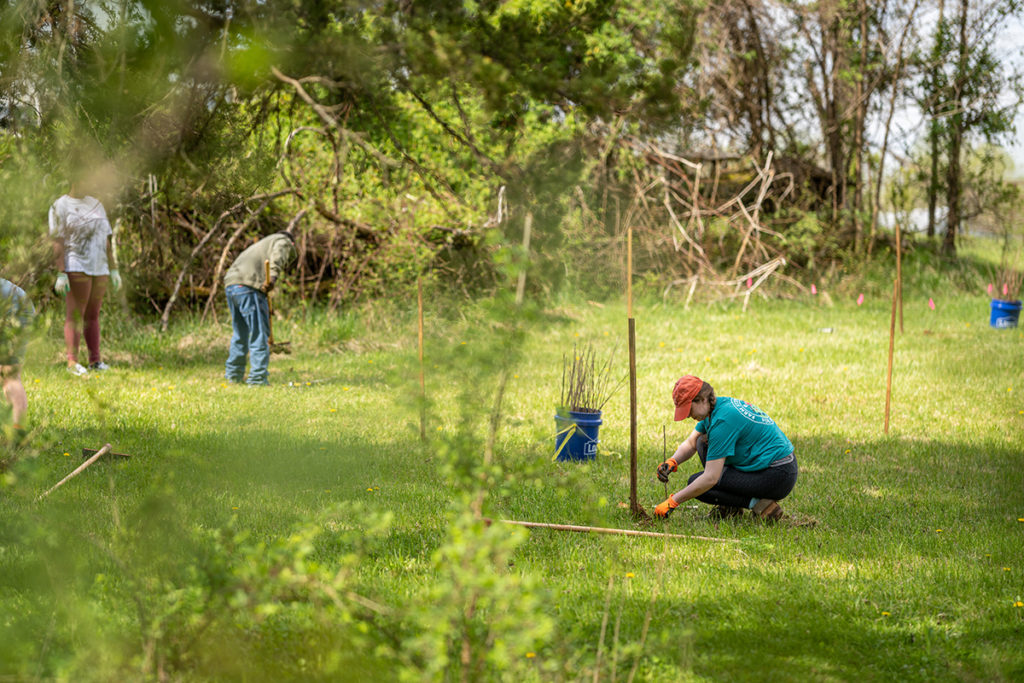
[65,272,108,365]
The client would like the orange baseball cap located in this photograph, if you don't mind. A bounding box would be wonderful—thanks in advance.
[672,375,703,421]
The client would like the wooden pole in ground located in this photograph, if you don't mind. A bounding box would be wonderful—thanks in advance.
[895,221,904,334]
[627,228,642,517]
[491,518,739,543]
[37,444,112,501]
[884,277,898,434]
[418,276,426,441]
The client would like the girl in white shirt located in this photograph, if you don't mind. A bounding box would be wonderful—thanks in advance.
[49,177,121,376]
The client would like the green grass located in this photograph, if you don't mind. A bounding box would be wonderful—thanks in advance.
[2,285,1023,681]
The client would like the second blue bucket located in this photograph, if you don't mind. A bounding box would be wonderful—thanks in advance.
[989,299,1022,329]
[554,410,602,462]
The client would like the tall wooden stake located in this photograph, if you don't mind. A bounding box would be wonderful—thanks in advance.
[895,220,904,334]
[627,228,641,516]
[884,277,898,434]
[418,276,426,441]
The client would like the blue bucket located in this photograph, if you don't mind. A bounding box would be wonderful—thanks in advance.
[554,410,602,462]
[989,299,1022,329]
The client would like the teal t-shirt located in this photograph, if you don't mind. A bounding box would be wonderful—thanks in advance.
[695,396,793,472]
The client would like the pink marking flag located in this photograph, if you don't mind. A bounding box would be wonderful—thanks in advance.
[747,277,753,289]
[1003,283,1009,296]
[988,283,994,295]
[856,293,864,306]
[928,298,935,310]
[811,284,818,295]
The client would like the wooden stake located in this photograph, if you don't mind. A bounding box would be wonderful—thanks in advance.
[884,277,898,434]
[418,276,426,441]
[627,228,633,319]
[895,219,904,334]
[629,318,639,515]
[627,228,642,517]
[37,444,112,501]
[491,518,739,543]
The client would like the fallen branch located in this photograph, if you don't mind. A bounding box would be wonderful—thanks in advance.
[37,444,112,501]
[486,518,739,543]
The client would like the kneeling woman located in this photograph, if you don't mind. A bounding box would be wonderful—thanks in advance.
[654,375,797,520]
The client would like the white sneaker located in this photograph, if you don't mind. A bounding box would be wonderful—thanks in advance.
[89,361,110,371]
[67,363,88,377]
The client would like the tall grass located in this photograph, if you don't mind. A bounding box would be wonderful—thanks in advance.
[1,279,1022,680]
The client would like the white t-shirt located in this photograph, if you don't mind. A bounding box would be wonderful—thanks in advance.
[48,195,112,276]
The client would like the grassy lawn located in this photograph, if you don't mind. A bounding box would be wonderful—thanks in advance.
[1,286,1022,681]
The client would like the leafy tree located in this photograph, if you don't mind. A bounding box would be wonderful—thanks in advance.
[914,0,1024,255]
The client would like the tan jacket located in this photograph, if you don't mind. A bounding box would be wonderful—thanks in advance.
[224,233,296,290]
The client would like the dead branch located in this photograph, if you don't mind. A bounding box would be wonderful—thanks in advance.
[160,189,297,331]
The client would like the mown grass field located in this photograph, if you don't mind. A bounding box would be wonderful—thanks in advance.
[1,283,1022,681]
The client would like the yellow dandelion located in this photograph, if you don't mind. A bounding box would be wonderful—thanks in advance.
[881,611,891,616]
[1015,602,1023,607]
[168,385,175,390]
[63,452,69,457]
[306,382,311,386]
[437,426,443,431]
[845,449,851,454]
[625,572,635,578]
[1004,567,1011,572]
[232,506,238,510]
[966,323,971,327]
[799,347,805,352]
[343,387,350,391]
[1008,387,1013,393]
[366,488,373,492]
[1018,518,1024,522]
[659,342,666,347]
[936,529,943,533]
[329,408,337,413]
[574,333,579,337]
[514,374,519,378]
[704,355,710,361]
[526,653,536,659]
[374,487,380,491]
[603,331,609,336]
[368,359,374,363]
[221,383,227,388]
[34,378,40,383]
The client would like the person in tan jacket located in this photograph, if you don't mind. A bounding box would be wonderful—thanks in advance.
[223,231,296,385]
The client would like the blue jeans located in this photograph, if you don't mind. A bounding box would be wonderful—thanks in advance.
[225,284,270,385]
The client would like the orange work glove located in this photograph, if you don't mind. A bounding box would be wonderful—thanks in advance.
[656,459,678,483]
[654,497,680,518]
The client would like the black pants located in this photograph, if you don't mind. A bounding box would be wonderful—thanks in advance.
[687,435,798,509]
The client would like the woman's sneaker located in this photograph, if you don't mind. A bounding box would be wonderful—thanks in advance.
[752,499,784,521]
[67,363,88,377]
[89,361,110,371]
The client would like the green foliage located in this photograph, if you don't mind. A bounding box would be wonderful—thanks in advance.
[404,511,554,682]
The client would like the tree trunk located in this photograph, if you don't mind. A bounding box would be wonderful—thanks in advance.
[927,128,940,239]
[944,0,969,256]
[927,0,946,240]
